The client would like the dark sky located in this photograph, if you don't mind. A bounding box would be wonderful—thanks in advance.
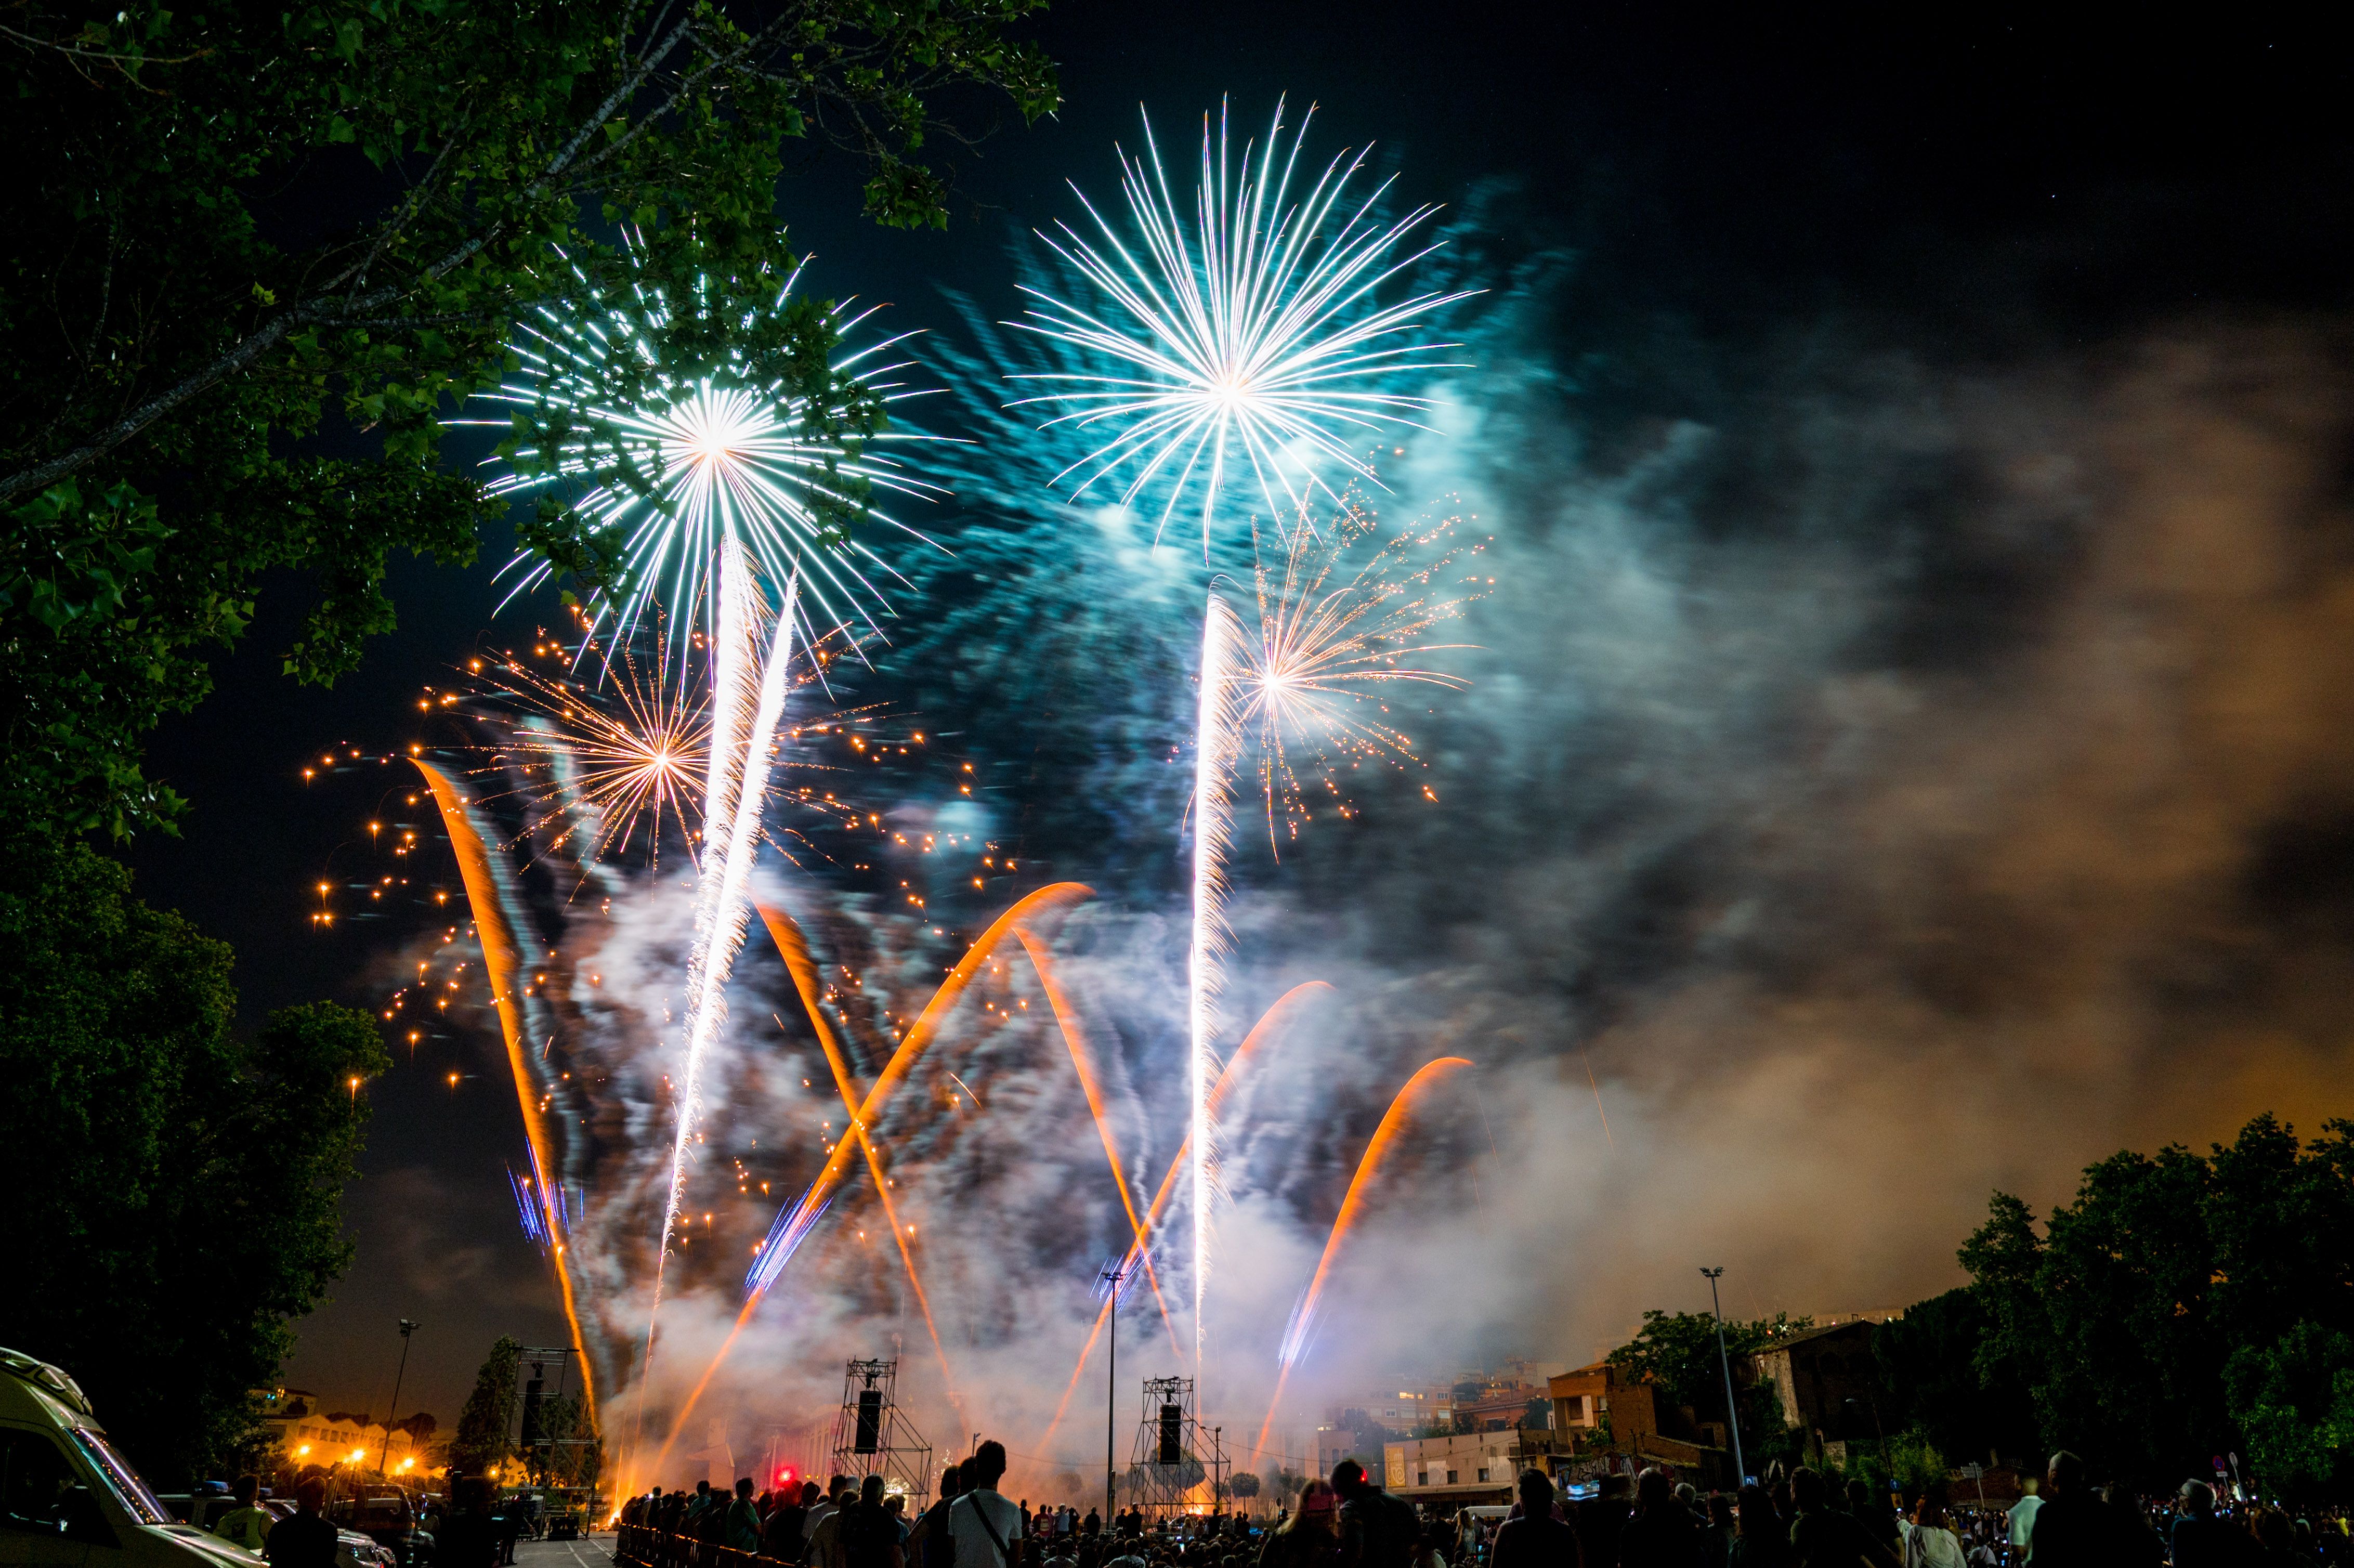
[122,6,2353,1429]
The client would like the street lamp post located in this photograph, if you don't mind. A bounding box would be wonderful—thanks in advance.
[1100,1260,1134,1530]
[1844,1396,1889,1480]
[1700,1270,1746,1485]
[379,1319,419,1475]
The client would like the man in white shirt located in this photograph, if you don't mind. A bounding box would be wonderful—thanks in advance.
[2006,1481,2041,1564]
[949,1443,1023,1568]
[807,1475,853,1568]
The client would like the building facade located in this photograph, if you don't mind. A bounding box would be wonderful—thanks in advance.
[1753,1321,1885,1452]
[1382,1429,1571,1506]
[1544,1362,1735,1489]
[257,1388,429,1475]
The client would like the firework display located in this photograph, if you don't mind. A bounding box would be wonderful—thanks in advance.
[1010,97,1475,552]
[1013,96,1476,1369]
[465,638,708,866]
[462,241,942,647]
[1239,504,1487,849]
[315,97,1484,1501]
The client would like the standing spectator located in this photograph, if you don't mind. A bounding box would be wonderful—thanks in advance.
[1619,1471,1700,1568]
[215,1475,276,1554]
[2005,1484,2041,1567]
[266,1479,340,1568]
[1580,1477,1634,1568]
[1787,1469,1898,1568]
[2101,1487,2163,1568]
[810,1479,858,1568]
[1259,1482,1343,1568]
[908,1467,965,1568]
[841,1475,906,1568]
[764,1483,814,1561]
[728,1480,764,1554]
[2252,1511,2305,1568]
[2018,1456,2107,1568]
[1844,1484,1899,1564]
[949,1442,1024,1568]
[1729,1485,1788,1568]
[1491,1472,1581,1568]
[2174,1484,2250,1568]
[1331,1461,1418,1568]
[1702,1495,1734,1568]
[431,1481,500,1568]
[1900,1490,1962,1568]
[690,1483,729,1566]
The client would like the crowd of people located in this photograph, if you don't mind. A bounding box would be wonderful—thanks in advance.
[1468,1454,2354,1568]
[616,1447,2354,1568]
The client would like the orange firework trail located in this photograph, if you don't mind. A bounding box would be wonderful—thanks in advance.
[1250,1054,1472,1464]
[642,883,1092,1482]
[1036,981,1334,1453]
[1016,929,1182,1356]
[759,905,958,1400]
[411,759,598,1422]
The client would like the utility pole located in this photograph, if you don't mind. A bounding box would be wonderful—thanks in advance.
[1701,1269,1746,1485]
[1100,1260,1134,1530]
[378,1319,419,1475]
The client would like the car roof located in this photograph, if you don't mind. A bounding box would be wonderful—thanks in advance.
[0,1348,97,1428]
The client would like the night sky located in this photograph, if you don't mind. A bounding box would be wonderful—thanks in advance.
[122,7,2354,1433]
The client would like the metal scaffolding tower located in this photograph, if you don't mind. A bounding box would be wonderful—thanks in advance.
[1123,1376,1208,1515]
[828,1359,934,1506]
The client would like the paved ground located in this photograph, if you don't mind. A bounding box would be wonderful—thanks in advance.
[517,1534,618,1568]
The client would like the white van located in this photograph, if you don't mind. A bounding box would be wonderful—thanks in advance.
[1,1348,275,1568]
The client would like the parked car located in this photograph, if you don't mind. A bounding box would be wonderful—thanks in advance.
[337,1491,433,1568]
[1,1348,257,1568]
[254,1496,401,1568]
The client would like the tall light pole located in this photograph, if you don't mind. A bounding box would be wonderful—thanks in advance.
[1100,1261,1134,1530]
[1701,1270,1745,1485]
[379,1319,419,1475]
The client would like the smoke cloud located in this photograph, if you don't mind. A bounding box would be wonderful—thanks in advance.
[397,233,2354,1496]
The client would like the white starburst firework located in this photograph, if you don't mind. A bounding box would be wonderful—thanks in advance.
[462,243,942,646]
[1010,96,1477,552]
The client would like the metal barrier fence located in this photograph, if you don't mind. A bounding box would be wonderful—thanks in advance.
[612,1524,781,1568]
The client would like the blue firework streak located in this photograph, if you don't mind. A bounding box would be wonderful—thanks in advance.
[1010,97,1479,551]
[460,241,945,646]
[744,1185,839,1297]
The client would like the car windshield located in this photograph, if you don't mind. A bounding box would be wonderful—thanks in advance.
[70,1429,171,1526]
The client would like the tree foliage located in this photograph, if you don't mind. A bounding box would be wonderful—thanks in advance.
[0,826,389,1483]
[1608,1309,1815,1408]
[1870,1287,2039,1468]
[1607,1308,1811,1460]
[1842,1427,1950,1498]
[1,0,1057,838]
[1958,1114,2354,1489]
[531,1390,602,1488]
[451,1336,522,1476]
[2222,1323,2354,1499]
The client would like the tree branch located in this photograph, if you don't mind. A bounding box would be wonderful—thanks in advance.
[1,315,292,507]
[0,0,1009,507]
[345,99,477,309]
